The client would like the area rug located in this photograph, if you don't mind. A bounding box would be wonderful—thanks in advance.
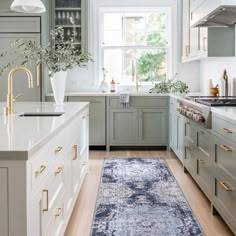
[90,158,204,236]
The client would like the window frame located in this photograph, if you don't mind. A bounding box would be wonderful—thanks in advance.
[98,7,173,85]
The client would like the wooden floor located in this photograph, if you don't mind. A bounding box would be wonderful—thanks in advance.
[65,151,234,236]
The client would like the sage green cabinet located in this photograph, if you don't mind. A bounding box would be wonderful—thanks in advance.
[139,109,168,144]
[68,96,106,146]
[183,118,213,200]
[211,113,236,235]
[109,109,139,144]
[169,97,184,162]
[107,96,168,150]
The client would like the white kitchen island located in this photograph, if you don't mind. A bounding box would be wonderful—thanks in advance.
[0,102,89,236]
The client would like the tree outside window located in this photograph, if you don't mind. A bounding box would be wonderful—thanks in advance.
[101,10,171,84]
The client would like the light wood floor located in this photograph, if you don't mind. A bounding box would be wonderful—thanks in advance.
[65,151,234,236]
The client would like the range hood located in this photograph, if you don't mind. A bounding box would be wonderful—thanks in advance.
[192,0,236,27]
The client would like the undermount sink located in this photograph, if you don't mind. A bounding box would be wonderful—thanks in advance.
[19,112,65,117]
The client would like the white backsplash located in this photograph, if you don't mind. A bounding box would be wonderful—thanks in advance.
[200,57,236,96]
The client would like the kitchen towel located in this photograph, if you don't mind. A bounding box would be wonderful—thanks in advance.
[120,92,130,108]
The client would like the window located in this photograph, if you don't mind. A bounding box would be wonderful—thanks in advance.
[99,8,172,85]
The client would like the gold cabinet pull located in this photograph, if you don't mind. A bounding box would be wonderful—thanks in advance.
[54,166,63,175]
[73,144,78,160]
[35,165,46,176]
[221,128,233,134]
[42,189,49,212]
[185,45,190,57]
[220,182,233,192]
[220,144,232,152]
[36,64,41,87]
[55,208,63,217]
[55,146,62,153]
[198,159,206,164]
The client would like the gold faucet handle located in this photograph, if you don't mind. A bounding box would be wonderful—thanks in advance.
[13,93,22,102]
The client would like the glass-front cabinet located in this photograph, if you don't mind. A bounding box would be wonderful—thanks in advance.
[53,0,87,51]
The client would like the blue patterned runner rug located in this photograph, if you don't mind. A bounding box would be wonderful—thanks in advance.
[90,158,204,236]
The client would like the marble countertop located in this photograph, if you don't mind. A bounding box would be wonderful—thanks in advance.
[0,102,89,160]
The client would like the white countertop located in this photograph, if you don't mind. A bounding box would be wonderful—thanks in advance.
[211,107,236,122]
[46,92,171,97]
[0,102,89,160]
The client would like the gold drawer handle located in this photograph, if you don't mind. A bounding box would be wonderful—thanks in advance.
[73,144,78,160]
[221,128,233,134]
[35,165,46,176]
[42,189,49,212]
[55,208,63,217]
[220,182,233,192]
[198,159,206,164]
[54,166,63,175]
[55,146,62,153]
[220,144,232,152]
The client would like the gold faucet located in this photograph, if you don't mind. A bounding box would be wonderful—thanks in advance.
[4,66,33,116]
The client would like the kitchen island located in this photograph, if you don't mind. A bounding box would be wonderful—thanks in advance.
[0,102,89,236]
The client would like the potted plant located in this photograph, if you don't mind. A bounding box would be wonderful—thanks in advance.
[0,18,92,105]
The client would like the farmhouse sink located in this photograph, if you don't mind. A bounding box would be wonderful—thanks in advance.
[19,112,65,117]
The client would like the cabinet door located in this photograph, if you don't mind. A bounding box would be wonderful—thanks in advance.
[68,96,106,145]
[169,109,177,151]
[0,33,41,102]
[189,27,199,57]
[198,27,208,56]
[109,109,139,144]
[182,0,190,60]
[184,120,197,175]
[176,115,184,162]
[195,128,213,198]
[0,168,9,236]
[139,109,168,145]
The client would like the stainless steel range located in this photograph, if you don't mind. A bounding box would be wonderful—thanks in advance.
[177,98,211,128]
[186,96,236,106]
[177,96,236,129]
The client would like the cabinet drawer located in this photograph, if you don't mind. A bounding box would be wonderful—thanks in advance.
[41,163,64,216]
[196,158,212,199]
[213,170,236,234]
[212,115,236,143]
[0,17,40,33]
[215,141,236,180]
[108,97,169,108]
[43,187,65,236]
[31,131,66,192]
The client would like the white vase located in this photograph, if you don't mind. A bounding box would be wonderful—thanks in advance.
[100,78,109,92]
[50,71,67,105]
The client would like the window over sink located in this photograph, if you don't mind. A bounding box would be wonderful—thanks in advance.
[99,8,172,85]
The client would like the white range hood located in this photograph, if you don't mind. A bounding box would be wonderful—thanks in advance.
[191,0,236,27]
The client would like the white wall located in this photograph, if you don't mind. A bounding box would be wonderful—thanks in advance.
[64,0,200,93]
[200,57,236,95]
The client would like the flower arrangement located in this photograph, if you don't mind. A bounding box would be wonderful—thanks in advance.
[0,18,92,78]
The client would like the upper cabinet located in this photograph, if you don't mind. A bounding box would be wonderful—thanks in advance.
[52,0,88,51]
[182,0,236,63]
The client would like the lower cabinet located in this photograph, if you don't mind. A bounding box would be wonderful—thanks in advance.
[212,136,236,235]
[183,119,213,200]
[0,106,89,236]
[68,96,105,146]
[170,107,184,162]
[109,108,167,146]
